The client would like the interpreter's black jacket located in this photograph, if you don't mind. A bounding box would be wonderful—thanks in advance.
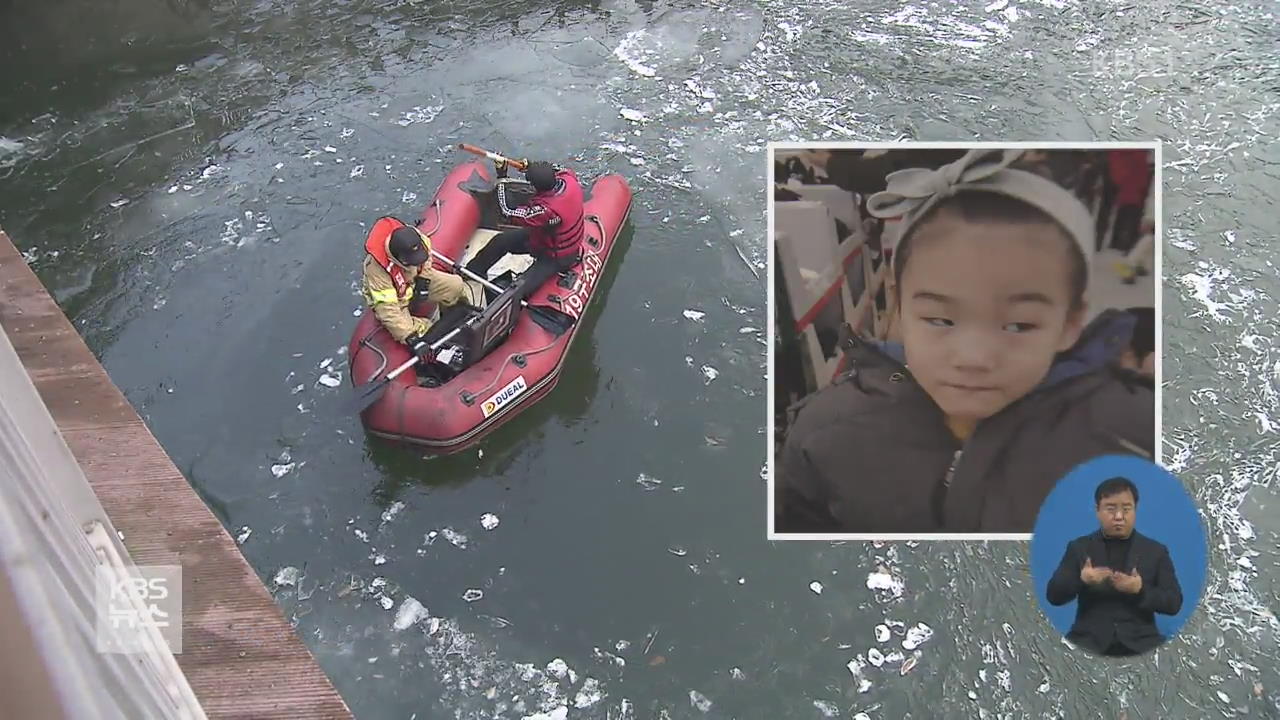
[1046,529,1183,655]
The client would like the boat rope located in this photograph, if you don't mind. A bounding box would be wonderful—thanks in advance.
[460,335,561,404]
[354,323,391,384]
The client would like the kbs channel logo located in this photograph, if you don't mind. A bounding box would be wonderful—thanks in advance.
[1087,46,1178,79]
[94,565,183,654]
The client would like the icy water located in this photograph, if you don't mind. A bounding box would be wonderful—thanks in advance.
[2,0,1278,717]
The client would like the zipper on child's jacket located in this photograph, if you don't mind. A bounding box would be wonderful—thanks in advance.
[933,447,965,528]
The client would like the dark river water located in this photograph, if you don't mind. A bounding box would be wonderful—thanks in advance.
[2,0,1278,718]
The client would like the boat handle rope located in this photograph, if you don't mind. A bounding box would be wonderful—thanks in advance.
[413,199,445,238]
[360,331,389,384]
[458,335,561,406]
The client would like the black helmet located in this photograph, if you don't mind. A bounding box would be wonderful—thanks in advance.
[388,226,428,266]
[525,161,558,192]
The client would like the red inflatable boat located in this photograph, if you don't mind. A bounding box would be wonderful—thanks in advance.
[347,159,633,454]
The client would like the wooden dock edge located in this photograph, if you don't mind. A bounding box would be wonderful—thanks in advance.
[0,230,352,719]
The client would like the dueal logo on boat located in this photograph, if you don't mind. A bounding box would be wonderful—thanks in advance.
[481,375,528,418]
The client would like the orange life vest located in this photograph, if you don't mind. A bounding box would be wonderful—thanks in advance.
[364,216,416,301]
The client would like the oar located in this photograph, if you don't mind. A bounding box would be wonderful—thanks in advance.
[430,247,574,335]
[344,325,466,415]
[458,143,529,171]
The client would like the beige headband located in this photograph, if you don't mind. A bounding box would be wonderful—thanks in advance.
[866,149,1095,281]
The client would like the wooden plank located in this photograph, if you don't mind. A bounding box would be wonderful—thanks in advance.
[0,230,351,719]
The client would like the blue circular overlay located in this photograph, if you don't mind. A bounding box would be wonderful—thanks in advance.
[1028,455,1208,641]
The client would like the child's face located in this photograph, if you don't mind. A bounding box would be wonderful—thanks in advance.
[898,212,1085,423]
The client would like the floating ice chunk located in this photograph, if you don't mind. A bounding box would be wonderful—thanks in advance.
[682,309,706,321]
[620,108,648,123]
[874,624,891,642]
[378,595,394,610]
[523,708,568,720]
[369,577,386,590]
[813,699,839,717]
[902,622,933,650]
[442,527,468,548]
[393,596,429,630]
[1237,556,1254,569]
[738,326,759,334]
[480,513,500,530]
[462,588,483,602]
[867,648,884,667]
[809,581,823,595]
[340,128,354,138]
[636,473,662,490]
[318,372,341,387]
[353,307,363,317]
[273,566,300,587]
[274,162,284,170]
[846,658,872,693]
[291,383,305,395]
[381,501,405,525]
[854,714,871,720]
[167,185,179,194]
[613,32,657,76]
[615,640,630,653]
[354,528,369,543]
[668,546,687,557]
[689,690,712,712]
[573,677,603,708]
[402,190,417,203]
[899,655,918,675]
[320,358,333,369]
[395,105,444,126]
[371,553,387,565]
[324,146,337,153]
[866,569,905,598]
[350,165,364,178]
[236,526,252,544]
[968,690,978,700]
[547,658,570,679]
[1217,691,1230,703]
[109,198,130,208]
[201,164,222,178]
[270,462,295,478]
[701,365,719,383]
[426,617,441,636]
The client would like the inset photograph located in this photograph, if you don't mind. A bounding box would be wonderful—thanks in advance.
[769,143,1160,538]
[1029,455,1207,658]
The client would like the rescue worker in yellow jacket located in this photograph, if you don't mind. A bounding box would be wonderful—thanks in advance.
[361,216,471,362]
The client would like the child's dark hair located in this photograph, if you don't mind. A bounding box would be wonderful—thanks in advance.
[893,190,1089,311]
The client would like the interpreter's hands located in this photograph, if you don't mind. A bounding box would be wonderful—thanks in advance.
[1111,568,1143,594]
[1080,556,1113,586]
